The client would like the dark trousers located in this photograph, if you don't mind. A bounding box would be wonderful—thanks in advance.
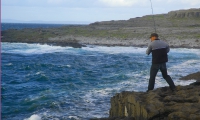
[148,63,175,90]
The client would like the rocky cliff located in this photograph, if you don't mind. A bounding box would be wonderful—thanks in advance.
[90,8,200,27]
[91,72,200,120]
[109,81,200,120]
[168,8,200,18]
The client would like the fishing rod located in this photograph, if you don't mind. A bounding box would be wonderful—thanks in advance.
[149,0,157,33]
[149,0,169,42]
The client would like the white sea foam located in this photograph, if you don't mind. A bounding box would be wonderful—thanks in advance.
[36,72,41,75]
[3,43,200,56]
[24,114,41,120]
[83,46,146,54]
[5,63,13,66]
[4,42,200,56]
[66,65,71,68]
[2,42,72,55]
[171,48,200,55]
[68,116,80,120]
[83,46,200,55]
[169,59,200,78]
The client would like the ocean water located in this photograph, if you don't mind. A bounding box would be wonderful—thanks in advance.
[2,42,200,120]
[1,23,200,120]
[1,23,85,31]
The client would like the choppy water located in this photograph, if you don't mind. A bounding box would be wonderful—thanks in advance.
[2,42,200,120]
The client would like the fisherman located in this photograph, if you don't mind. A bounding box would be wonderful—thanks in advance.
[146,33,176,92]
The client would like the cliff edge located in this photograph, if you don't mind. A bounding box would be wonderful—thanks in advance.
[90,8,200,27]
[109,81,200,120]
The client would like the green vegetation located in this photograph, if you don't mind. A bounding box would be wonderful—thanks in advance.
[195,34,200,38]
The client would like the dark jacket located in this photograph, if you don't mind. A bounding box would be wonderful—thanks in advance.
[146,39,170,64]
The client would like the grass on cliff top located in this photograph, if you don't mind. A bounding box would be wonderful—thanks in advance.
[59,26,148,39]
[2,24,200,43]
[144,14,167,20]
[2,26,145,41]
[2,29,57,42]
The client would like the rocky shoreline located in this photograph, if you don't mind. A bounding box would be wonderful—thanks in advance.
[92,72,200,120]
[108,81,200,120]
[2,27,200,49]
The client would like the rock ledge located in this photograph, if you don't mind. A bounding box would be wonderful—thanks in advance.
[109,82,200,120]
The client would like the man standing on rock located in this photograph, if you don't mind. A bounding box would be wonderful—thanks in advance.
[146,33,176,92]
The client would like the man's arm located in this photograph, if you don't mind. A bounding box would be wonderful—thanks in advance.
[146,43,152,55]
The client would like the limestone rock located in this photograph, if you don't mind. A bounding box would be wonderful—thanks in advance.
[168,8,200,18]
[90,8,200,28]
[109,83,200,120]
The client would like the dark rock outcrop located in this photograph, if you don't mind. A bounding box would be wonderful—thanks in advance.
[109,83,200,120]
[180,72,200,81]
[168,8,200,18]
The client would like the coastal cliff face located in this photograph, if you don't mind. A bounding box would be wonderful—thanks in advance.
[109,82,200,120]
[168,8,200,18]
[90,8,200,27]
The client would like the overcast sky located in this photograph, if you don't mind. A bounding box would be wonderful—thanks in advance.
[2,0,200,24]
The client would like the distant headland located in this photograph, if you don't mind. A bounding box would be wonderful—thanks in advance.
[1,8,200,48]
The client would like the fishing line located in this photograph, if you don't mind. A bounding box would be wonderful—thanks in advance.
[149,0,157,33]
[149,0,169,42]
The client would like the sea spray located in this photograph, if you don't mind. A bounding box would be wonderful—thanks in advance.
[24,114,41,120]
